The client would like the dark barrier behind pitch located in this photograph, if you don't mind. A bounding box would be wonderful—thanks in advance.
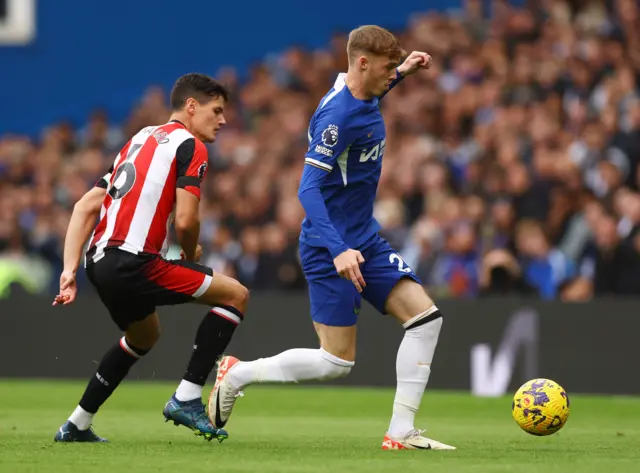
[1,293,638,396]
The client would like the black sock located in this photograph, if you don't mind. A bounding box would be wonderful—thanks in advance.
[79,337,149,414]
[182,305,243,386]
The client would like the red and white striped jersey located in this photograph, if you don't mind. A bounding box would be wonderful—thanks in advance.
[86,120,209,263]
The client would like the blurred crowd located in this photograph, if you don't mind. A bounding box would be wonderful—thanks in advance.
[2,0,640,300]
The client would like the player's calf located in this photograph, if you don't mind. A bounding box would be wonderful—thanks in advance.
[209,349,354,429]
[384,279,449,441]
[172,274,249,416]
[55,333,153,442]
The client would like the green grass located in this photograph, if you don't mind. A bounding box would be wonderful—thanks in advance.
[0,380,639,473]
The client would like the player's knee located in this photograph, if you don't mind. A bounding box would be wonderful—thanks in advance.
[318,348,354,380]
[232,283,250,314]
[219,282,250,314]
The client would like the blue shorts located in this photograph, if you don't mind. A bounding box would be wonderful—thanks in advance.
[299,234,422,327]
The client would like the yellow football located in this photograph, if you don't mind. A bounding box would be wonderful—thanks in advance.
[512,378,570,436]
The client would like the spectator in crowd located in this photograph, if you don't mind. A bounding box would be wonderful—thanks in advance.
[479,248,536,297]
[2,0,640,301]
[514,219,576,299]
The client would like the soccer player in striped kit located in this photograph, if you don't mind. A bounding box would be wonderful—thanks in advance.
[53,73,246,443]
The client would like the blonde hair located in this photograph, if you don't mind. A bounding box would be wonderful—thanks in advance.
[346,25,405,63]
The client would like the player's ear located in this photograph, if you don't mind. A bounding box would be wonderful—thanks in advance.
[186,97,198,115]
[359,55,369,71]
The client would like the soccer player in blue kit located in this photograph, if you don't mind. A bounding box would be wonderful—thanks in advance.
[210,25,455,451]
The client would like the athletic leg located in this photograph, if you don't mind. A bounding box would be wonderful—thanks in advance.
[139,256,248,404]
[227,322,356,388]
[56,312,158,443]
[176,272,248,402]
[383,280,453,449]
[360,238,454,450]
[60,315,159,440]
[209,244,357,429]
[55,253,159,443]
[135,256,246,441]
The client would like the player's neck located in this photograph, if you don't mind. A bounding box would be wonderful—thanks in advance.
[168,113,204,141]
[169,112,190,128]
[345,71,373,101]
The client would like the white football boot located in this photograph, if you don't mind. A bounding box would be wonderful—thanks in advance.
[208,356,244,429]
[381,429,456,450]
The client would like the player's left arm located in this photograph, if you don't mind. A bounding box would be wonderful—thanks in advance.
[379,51,433,99]
[298,114,359,259]
[175,138,208,262]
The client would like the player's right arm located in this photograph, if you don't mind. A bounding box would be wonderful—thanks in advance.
[298,114,367,292]
[53,169,110,306]
[175,138,208,262]
[379,51,432,100]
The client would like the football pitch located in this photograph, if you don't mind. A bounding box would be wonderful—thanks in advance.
[1,381,639,473]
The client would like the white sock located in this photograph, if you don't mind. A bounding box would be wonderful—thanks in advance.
[229,348,353,389]
[69,405,94,431]
[175,380,204,402]
[388,306,443,438]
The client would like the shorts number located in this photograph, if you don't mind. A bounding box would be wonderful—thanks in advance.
[390,253,412,273]
[108,144,142,200]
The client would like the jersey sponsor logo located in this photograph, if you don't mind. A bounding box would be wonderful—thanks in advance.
[321,124,339,147]
[198,162,208,180]
[314,144,334,157]
[154,130,170,144]
[360,138,386,163]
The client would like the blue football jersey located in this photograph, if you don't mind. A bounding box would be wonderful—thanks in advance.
[298,73,396,259]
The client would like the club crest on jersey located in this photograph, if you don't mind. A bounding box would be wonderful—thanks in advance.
[154,130,170,144]
[198,162,208,181]
[153,130,169,145]
[321,124,339,148]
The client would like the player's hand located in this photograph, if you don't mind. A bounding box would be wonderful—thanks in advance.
[334,249,366,293]
[397,51,433,77]
[53,270,77,306]
[180,245,203,262]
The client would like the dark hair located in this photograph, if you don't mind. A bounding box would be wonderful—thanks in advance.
[170,73,229,111]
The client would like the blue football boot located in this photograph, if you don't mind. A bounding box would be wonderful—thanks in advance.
[163,394,228,442]
[54,421,108,443]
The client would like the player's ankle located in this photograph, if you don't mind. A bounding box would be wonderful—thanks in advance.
[69,405,94,431]
[387,426,414,439]
[227,361,246,390]
[388,412,415,439]
[175,379,204,402]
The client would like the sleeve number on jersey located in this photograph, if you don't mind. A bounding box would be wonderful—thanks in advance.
[390,253,413,273]
[108,143,141,200]
[359,139,386,163]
